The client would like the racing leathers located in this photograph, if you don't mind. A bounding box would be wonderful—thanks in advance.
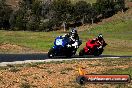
[93,37,106,49]
[62,33,79,48]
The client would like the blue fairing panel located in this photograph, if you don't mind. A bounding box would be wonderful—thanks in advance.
[53,45,63,50]
[53,46,58,49]
[54,36,69,47]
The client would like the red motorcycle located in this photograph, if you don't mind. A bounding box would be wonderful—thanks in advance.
[79,39,107,56]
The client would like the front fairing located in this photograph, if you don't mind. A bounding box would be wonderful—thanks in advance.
[53,45,64,51]
[54,36,69,47]
[52,36,70,55]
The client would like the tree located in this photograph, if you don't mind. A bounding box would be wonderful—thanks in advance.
[9,0,29,30]
[0,0,13,30]
[31,0,42,16]
[10,0,42,31]
[90,4,98,24]
[96,0,116,18]
[26,0,41,31]
[41,0,52,18]
[114,0,125,12]
[74,1,96,24]
[51,0,72,24]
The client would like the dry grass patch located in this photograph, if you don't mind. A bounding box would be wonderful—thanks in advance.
[0,43,35,54]
[0,58,131,88]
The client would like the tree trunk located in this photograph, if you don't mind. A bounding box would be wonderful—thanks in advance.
[91,18,94,25]
[82,15,84,24]
[121,9,124,13]
[63,22,66,32]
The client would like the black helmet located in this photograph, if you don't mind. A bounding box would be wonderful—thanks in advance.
[71,28,77,34]
[98,34,103,40]
[98,34,103,38]
[70,28,77,38]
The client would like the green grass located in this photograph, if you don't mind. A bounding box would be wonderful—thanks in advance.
[70,0,96,3]
[105,67,132,77]
[0,18,132,55]
[0,31,63,52]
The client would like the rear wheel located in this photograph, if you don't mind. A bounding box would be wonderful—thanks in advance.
[48,48,55,58]
[66,52,73,58]
[79,49,85,56]
[93,49,101,56]
[65,48,74,58]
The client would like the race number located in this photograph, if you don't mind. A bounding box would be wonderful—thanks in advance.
[56,39,63,45]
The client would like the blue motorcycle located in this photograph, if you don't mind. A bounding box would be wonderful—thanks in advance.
[48,36,82,58]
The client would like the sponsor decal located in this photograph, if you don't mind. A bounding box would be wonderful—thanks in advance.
[76,68,131,84]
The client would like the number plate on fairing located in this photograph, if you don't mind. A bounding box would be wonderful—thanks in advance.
[55,39,63,45]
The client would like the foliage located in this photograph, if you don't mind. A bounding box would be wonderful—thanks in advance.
[0,0,13,29]
[0,0,127,31]
[95,0,125,18]
[74,1,92,23]
[52,0,72,21]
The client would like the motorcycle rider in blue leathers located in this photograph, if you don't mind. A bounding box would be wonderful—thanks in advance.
[62,28,79,48]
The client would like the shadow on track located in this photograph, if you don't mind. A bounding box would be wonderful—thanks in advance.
[0,53,132,62]
[74,55,132,58]
[0,53,48,62]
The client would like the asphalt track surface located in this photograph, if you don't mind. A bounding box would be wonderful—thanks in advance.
[0,53,132,66]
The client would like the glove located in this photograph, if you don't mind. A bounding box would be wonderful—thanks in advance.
[67,44,71,47]
[75,45,79,48]
[72,42,79,48]
[98,46,102,49]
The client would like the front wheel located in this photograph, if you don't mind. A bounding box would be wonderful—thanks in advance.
[93,49,101,56]
[48,48,55,58]
[66,52,73,58]
[79,49,85,56]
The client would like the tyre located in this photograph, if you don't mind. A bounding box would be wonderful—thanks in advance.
[93,49,100,56]
[79,49,85,56]
[76,76,87,85]
[48,48,55,58]
[65,48,74,58]
[99,48,104,55]
[66,52,73,58]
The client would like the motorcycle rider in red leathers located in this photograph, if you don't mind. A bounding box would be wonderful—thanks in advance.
[93,34,106,49]
[79,34,107,56]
